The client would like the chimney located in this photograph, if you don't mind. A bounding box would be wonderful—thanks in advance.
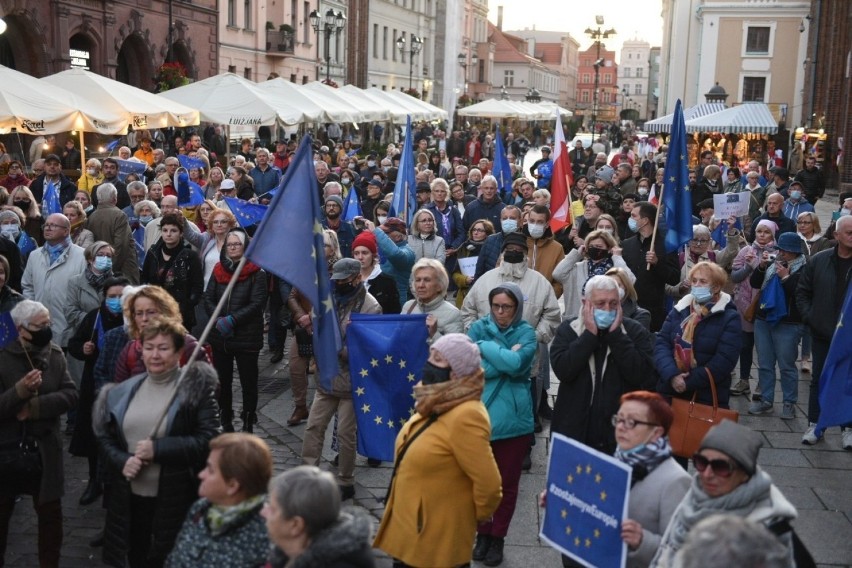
[497,6,503,31]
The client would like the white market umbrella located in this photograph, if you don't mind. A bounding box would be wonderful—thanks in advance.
[645,103,726,133]
[357,88,416,124]
[458,98,537,118]
[685,103,778,135]
[255,78,326,123]
[383,89,448,121]
[337,85,392,123]
[294,82,360,124]
[365,88,431,121]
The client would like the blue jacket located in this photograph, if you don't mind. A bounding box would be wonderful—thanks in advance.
[323,219,357,258]
[373,228,415,301]
[654,293,742,408]
[474,231,505,280]
[462,196,505,232]
[468,316,537,441]
[783,198,814,220]
[248,165,282,195]
[423,202,465,250]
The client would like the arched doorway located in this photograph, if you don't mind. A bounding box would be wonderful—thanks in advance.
[116,33,153,90]
[68,33,94,70]
[168,40,195,80]
[0,13,48,75]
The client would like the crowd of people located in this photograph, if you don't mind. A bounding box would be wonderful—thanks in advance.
[0,120,847,568]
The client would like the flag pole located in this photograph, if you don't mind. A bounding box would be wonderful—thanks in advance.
[145,255,248,439]
[646,181,666,271]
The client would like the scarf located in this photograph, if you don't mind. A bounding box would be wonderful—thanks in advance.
[84,265,112,290]
[614,436,672,485]
[205,494,265,537]
[212,259,262,284]
[582,256,615,295]
[761,254,806,291]
[44,237,71,265]
[675,300,712,371]
[413,368,485,416]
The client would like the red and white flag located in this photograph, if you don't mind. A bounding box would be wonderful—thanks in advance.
[549,110,573,233]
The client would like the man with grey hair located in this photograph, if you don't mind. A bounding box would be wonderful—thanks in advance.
[123,181,148,220]
[144,195,198,251]
[21,213,87,350]
[673,515,792,568]
[615,162,637,196]
[462,174,505,232]
[86,183,140,284]
[249,147,282,195]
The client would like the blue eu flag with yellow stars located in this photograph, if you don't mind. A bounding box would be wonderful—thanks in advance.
[492,125,514,200]
[43,181,61,216]
[0,312,19,348]
[224,197,268,228]
[816,284,852,433]
[540,433,631,568]
[389,116,417,225]
[759,274,788,325]
[346,313,429,462]
[661,99,694,254]
[246,135,342,390]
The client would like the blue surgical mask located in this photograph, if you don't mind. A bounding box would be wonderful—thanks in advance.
[627,218,639,232]
[501,219,518,233]
[94,256,113,272]
[105,297,123,314]
[139,215,153,225]
[691,286,713,304]
[790,190,802,201]
[593,308,617,330]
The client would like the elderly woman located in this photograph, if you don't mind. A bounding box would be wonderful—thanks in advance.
[467,283,537,566]
[666,224,739,301]
[453,219,494,308]
[135,199,161,229]
[184,207,237,292]
[352,230,400,315]
[0,161,30,192]
[75,190,94,216]
[64,199,95,249]
[0,300,78,567]
[407,209,446,264]
[532,188,551,207]
[67,241,116,331]
[650,420,798,568]
[0,208,38,263]
[205,167,225,200]
[262,466,375,568]
[402,259,462,344]
[166,433,272,567]
[95,319,220,568]
[375,333,502,568]
[9,185,43,244]
[655,262,741,412]
[553,229,636,320]
[606,266,651,330]
[78,158,104,194]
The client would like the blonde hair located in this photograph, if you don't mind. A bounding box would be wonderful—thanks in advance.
[605,267,638,301]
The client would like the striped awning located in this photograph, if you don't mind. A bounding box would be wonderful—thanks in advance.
[685,103,778,135]
[644,103,727,133]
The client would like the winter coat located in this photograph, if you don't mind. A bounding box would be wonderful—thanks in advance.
[87,203,141,285]
[462,196,505,232]
[94,362,221,567]
[203,262,268,352]
[523,227,566,298]
[654,293,741,408]
[323,287,381,398]
[749,212,796,241]
[0,285,22,313]
[365,268,401,315]
[267,508,376,568]
[401,295,463,344]
[749,263,804,324]
[796,246,852,342]
[0,237,22,292]
[143,240,204,329]
[783,198,814,220]
[374,400,502,567]
[114,333,209,383]
[621,232,681,331]
[66,270,104,332]
[468,315,537,441]
[423,202,465,250]
[29,174,77,205]
[407,232,446,263]
[550,316,654,455]
[0,340,78,504]
[798,233,833,259]
[794,166,824,201]
[165,497,269,568]
[553,248,636,320]
[77,171,104,194]
[323,219,357,259]
[473,231,505,280]
[373,228,415,302]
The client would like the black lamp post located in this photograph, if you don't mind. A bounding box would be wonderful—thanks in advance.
[397,34,422,90]
[584,15,616,135]
[457,51,479,96]
[309,7,346,83]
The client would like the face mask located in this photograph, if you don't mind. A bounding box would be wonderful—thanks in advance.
[342,178,351,185]
[139,215,153,225]
[691,286,713,305]
[26,326,53,347]
[791,190,802,201]
[377,215,388,225]
[593,308,617,330]
[367,161,376,168]
[627,218,640,232]
[421,361,452,385]
[840,209,851,217]
[638,188,649,196]
[348,163,356,170]
[383,166,390,173]
[105,297,123,314]
[527,223,545,239]
[7,173,18,179]
[0,225,19,240]
[87,168,97,176]
[94,256,113,272]
[13,200,30,210]
[503,250,525,264]
[501,219,518,233]
[335,279,359,296]
[587,247,611,261]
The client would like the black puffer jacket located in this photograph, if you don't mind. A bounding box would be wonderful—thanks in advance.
[142,239,204,329]
[93,362,221,567]
[796,246,852,342]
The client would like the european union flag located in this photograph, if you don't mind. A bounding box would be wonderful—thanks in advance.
[711,218,742,248]
[246,136,342,389]
[816,284,852,432]
[389,116,417,225]
[342,185,363,222]
[175,171,205,207]
[132,225,146,268]
[43,180,61,216]
[346,313,429,462]
[540,434,631,568]
[493,126,514,200]
[224,197,268,228]
[177,155,207,171]
[116,158,148,182]
[106,139,121,152]
[0,312,19,348]
[661,99,693,253]
[759,274,787,325]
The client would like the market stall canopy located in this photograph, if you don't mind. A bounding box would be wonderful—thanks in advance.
[685,103,778,135]
[293,82,360,124]
[43,68,199,129]
[334,85,392,123]
[383,90,448,121]
[457,98,539,118]
[355,88,418,124]
[300,82,387,123]
[537,101,573,118]
[158,73,300,126]
[644,103,726,133]
[0,64,127,135]
[366,88,433,121]
[255,78,326,123]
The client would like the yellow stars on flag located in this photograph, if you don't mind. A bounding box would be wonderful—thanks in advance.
[595,473,602,484]
[600,491,607,502]
[322,296,334,313]
[566,474,574,484]
[565,525,572,535]
[594,528,600,539]
[574,537,581,547]
[585,538,591,548]
[407,373,416,383]
[561,509,568,520]
[409,407,416,416]
[370,358,379,368]
[374,415,383,425]
[398,359,406,369]
[585,464,592,474]
[355,387,365,396]
[386,419,395,429]
[361,403,371,414]
[312,220,323,235]
[669,176,676,183]
[576,464,583,474]
[384,354,394,364]
[359,369,369,378]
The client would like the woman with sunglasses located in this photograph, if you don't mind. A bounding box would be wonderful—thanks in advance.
[650,420,798,568]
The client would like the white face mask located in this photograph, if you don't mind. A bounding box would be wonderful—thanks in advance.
[0,225,19,240]
[87,168,97,176]
[527,223,546,239]
[377,215,388,225]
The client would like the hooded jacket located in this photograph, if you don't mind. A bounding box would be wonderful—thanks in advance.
[373,228,415,301]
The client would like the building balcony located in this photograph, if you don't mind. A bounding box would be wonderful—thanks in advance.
[267,30,295,55]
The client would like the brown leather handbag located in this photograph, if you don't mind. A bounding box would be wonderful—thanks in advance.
[669,368,739,458]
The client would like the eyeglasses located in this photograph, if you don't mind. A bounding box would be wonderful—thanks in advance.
[43,223,69,230]
[212,219,230,225]
[226,242,243,249]
[690,239,711,244]
[471,228,486,233]
[490,303,516,312]
[692,453,739,477]
[611,415,660,430]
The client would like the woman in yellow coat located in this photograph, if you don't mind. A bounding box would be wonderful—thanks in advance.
[374,333,503,567]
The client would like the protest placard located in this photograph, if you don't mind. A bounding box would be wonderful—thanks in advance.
[713,192,749,218]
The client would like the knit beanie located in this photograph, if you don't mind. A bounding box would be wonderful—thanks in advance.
[352,230,377,255]
[430,333,481,378]
[501,231,528,252]
[325,195,344,209]
[699,419,763,475]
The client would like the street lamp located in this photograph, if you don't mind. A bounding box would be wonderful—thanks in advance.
[397,34,423,90]
[525,88,541,103]
[500,85,509,100]
[457,51,479,95]
[584,15,616,135]
[309,7,346,83]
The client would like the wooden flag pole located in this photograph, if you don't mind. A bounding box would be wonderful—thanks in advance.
[646,181,666,271]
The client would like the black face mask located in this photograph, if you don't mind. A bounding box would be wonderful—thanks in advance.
[13,200,30,210]
[26,326,53,347]
[503,250,525,264]
[587,247,612,262]
[335,280,359,296]
[421,361,452,385]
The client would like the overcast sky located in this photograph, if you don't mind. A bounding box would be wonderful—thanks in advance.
[490,0,664,63]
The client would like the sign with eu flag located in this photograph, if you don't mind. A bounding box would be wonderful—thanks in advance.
[540,433,631,568]
[346,313,429,462]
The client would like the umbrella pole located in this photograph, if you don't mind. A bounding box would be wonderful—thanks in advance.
[226,125,231,168]
[78,131,86,171]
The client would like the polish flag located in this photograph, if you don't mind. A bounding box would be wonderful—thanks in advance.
[549,110,573,233]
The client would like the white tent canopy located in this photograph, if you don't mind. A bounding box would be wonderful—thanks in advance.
[383,90,449,121]
[685,103,778,135]
[295,82,360,124]
[43,68,199,129]
[366,88,433,121]
[254,78,327,123]
[355,88,417,124]
[457,99,534,118]
[335,85,392,123]
[301,82,386,123]
[644,103,726,133]
[158,73,301,126]
[0,64,126,136]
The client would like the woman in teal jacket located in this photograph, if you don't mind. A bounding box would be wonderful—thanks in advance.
[467,282,537,566]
